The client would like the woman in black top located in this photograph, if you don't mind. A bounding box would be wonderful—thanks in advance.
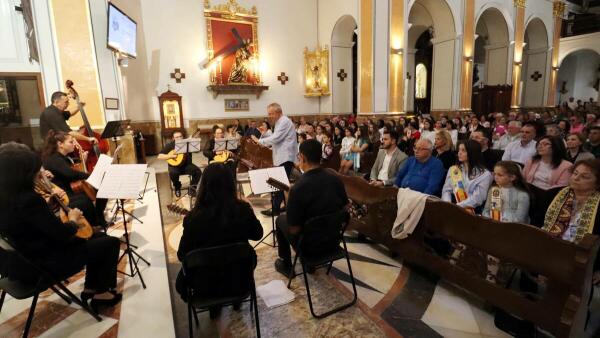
[176,163,263,317]
[42,131,107,228]
[433,129,457,171]
[0,145,121,311]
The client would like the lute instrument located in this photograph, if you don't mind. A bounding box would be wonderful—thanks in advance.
[167,203,190,216]
[35,171,94,239]
[65,80,109,172]
[166,129,202,166]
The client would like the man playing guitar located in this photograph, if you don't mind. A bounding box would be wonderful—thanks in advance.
[158,130,202,197]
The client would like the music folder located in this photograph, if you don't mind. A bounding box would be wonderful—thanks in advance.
[214,137,239,151]
[97,164,148,199]
[248,167,289,195]
[174,138,202,154]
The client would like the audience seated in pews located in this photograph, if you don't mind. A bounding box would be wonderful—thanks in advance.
[274,139,348,278]
[175,163,263,318]
[493,120,521,151]
[394,139,445,196]
[566,133,595,163]
[482,161,530,223]
[501,122,537,166]
[243,120,261,139]
[369,130,407,187]
[470,128,503,171]
[442,140,493,212]
[321,131,334,161]
[584,126,600,158]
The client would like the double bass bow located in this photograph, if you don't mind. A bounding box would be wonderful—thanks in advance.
[65,80,109,172]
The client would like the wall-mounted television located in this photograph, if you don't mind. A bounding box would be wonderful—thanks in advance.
[107,3,137,58]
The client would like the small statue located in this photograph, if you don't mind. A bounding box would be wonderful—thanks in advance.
[228,41,252,83]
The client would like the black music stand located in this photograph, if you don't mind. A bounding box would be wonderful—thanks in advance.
[100,120,130,146]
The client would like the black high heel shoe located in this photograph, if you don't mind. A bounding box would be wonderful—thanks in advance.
[81,291,95,304]
[90,293,123,312]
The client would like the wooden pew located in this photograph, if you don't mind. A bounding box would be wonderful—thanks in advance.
[236,136,273,172]
[337,172,599,338]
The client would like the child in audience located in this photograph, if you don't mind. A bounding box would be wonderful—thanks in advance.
[482,161,530,224]
[339,128,356,174]
[321,131,334,161]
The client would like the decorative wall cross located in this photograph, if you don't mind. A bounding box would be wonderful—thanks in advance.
[406,72,412,80]
[337,69,348,81]
[170,68,186,83]
[277,72,289,85]
[530,71,542,82]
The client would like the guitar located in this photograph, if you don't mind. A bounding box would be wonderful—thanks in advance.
[167,203,190,216]
[65,80,110,172]
[166,129,201,166]
[266,177,290,192]
[35,171,94,239]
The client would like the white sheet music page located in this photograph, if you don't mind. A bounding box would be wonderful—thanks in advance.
[248,167,290,195]
[97,164,148,199]
[86,154,113,189]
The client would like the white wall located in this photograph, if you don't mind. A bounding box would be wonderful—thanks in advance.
[486,45,509,85]
[522,47,548,106]
[373,0,389,113]
[557,50,600,103]
[431,38,455,110]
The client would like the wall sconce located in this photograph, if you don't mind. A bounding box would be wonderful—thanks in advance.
[552,66,560,71]
[118,58,129,68]
[514,61,522,66]
[304,45,330,97]
[391,48,403,55]
[464,56,473,63]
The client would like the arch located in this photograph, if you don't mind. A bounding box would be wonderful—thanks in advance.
[473,7,510,87]
[331,15,357,115]
[521,17,550,107]
[407,0,457,112]
[556,49,600,104]
[524,17,549,50]
[474,2,514,42]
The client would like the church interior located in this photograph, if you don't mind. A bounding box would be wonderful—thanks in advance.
[1,0,600,337]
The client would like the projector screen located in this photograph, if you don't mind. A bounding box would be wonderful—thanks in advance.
[107,3,137,58]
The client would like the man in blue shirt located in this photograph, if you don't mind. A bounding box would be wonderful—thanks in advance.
[394,139,445,196]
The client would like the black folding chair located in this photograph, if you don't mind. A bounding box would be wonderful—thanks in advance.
[182,242,260,338]
[286,210,358,318]
[0,236,102,338]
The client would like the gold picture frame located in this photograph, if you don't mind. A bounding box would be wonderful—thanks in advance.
[304,45,330,97]
[224,98,249,111]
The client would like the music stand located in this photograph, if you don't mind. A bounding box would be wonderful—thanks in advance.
[248,167,290,248]
[173,138,202,209]
[97,164,151,289]
[100,120,130,144]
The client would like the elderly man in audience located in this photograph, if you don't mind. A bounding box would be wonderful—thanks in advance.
[501,122,537,166]
[470,128,502,172]
[393,139,445,196]
[493,121,521,151]
[369,130,407,187]
[584,126,600,158]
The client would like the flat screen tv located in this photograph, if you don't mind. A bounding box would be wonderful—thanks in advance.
[107,3,137,58]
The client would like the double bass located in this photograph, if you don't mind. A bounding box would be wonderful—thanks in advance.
[65,80,109,172]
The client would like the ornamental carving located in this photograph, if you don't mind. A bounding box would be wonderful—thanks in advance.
[204,0,257,18]
[553,1,566,18]
[513,0,526,8]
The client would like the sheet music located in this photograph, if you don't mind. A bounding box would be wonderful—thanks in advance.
[214,139,227,151]
[175,138,202,154]
[86,154,113,189]
[225,137,239,150]
[97,164,148,199]
[248,167,290,194]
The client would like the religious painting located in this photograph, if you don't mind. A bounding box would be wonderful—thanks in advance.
[415,63,427,99]
[163,101,181,128]
[304,45,330,97]
[158,90,184,139]
[204,0,260,85]
[224,98,249,111]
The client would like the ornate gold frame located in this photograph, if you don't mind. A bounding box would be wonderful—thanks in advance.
[304,45,330,97]
[204,0,260,85]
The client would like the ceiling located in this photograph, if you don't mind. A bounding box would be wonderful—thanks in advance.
[566,0,600,7]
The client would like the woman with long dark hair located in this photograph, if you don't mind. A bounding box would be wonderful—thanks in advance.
[176,163,263,318]
[442,140,493,211]
[523,135,572,227]
[42,130,107,228]
[0,144,121,311]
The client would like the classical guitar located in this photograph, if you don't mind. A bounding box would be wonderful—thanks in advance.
[65,80,110,172]
[167,203,190,216]
[266,177,290,192]
[166,129,201,166]
[35,172,94,239]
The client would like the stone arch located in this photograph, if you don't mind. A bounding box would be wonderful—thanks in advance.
[474,7,510,86]
[557,49,600,105]
[331,15,357,115]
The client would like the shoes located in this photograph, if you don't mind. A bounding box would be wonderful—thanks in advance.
[174,187,181,198]
[90,292,123,313]
[81,291,94,303]
[275,258,294,279]
[261,209,280,217]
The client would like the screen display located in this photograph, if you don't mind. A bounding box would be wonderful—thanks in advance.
[107,4,137,58]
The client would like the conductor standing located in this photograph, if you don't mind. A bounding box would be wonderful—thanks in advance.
[251,103,297,216]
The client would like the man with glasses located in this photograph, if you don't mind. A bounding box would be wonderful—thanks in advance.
[393,139,445,196]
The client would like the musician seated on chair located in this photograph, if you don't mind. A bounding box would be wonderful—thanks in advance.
[39,91,97,143]
[41,131,107,228]
[274,139,348,278]
[158,130,202,198]
[0,145,122,311]
[176,163,263,319]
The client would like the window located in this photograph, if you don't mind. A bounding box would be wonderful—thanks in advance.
[415,63,427,99]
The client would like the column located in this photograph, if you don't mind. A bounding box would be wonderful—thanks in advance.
[511,0,526,109]
[359,0,374,113]
[388,0,404,113]
[459,0,475,111]
[49,0,105,127]
[547,1,565,107]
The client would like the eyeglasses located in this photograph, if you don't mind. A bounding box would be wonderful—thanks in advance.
[413,147,431,151]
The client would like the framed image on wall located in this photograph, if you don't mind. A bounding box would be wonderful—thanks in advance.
[104,97,119,110]
[158,89,184,140]
[224,98,249,111]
